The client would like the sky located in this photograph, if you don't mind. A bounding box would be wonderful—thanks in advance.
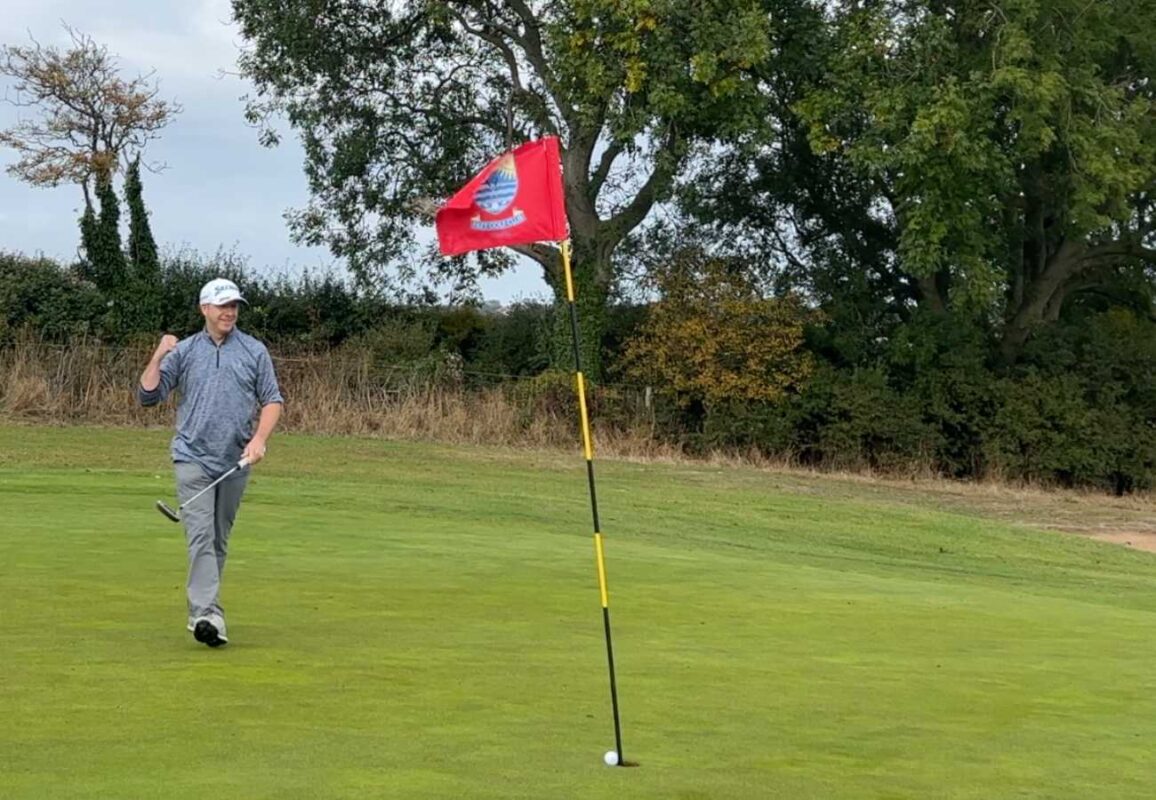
[0,0,549,303]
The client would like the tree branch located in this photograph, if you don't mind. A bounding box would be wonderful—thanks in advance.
[770,224,810,275]
[510,241,561,286]
[448,7,524,91]
[498,0,577,133]
[603,129,682,249]
[447,6,559,138]
[590,139,625,197]
[1081,241,1156,263]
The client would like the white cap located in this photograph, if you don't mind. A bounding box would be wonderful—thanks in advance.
[199,278,247,306]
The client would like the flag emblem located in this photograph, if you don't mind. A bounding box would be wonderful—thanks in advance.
[475,155,518,214]
[471,155,526,231]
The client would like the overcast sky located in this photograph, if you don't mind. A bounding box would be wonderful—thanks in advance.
[0,0,546,302]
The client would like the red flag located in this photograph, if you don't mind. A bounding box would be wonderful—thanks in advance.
[435,136,568,256]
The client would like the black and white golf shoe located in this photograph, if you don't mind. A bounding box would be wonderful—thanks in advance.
[192,616,228,648]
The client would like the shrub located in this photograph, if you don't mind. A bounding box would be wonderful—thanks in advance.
[0,252,105,342]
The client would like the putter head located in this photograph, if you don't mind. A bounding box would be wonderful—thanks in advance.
[155,500,181,523]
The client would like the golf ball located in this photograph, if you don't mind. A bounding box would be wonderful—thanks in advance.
[603,750,619,766]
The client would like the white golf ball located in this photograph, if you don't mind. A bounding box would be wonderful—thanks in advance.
[603,750,619,766]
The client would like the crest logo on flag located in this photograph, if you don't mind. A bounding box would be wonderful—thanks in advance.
[471,154,526,231]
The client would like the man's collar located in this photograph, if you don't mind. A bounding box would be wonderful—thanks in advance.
[201,327,235,346]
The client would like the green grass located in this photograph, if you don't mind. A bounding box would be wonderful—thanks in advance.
[2,424,1156,799]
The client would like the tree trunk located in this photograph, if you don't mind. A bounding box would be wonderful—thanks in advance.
[549,239,609,379]
[514,237,611,379]
[915,270,949,314]
[1001,239,1084,361]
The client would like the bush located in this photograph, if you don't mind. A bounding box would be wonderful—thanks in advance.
[461,302,553,380]
[984,372,1100,486]
[6,243,1156,493]
[346,315,440,366]
[885,312,1000,477]
[0,253,106,342]
[1005,309,1156,493]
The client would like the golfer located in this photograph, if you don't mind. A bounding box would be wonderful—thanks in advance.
[138,278,284,647]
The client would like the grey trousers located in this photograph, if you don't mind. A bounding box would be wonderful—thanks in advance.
[175,461,249,619]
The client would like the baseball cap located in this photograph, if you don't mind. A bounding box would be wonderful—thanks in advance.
[199,278,247,306]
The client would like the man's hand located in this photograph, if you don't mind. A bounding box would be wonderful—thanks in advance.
[154,334,178,359]
[140,334,179,394]
[242,437,267,466]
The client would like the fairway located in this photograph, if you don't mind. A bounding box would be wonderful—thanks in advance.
[3,425,1156,799]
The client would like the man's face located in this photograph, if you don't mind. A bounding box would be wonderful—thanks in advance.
[201,301,239,336]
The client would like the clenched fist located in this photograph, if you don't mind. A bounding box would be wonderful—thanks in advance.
[155,334,179,358]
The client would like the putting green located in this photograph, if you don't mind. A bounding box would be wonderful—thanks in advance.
[2,425,1155,798]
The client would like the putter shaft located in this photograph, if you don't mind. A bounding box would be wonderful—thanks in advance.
[155,458,249,522]
[181,462,244,508]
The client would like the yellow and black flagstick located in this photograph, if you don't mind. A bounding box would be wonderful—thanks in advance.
[560,239,627,766]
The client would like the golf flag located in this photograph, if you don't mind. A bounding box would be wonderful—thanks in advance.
[435,136,568,255]
[436,136,628,765]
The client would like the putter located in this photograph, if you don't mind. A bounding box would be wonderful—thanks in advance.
[156,458,250,523]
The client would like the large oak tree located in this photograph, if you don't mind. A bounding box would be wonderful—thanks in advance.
[700,0,1156,362]
[231,0,779,372]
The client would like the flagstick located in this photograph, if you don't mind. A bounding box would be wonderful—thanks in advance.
[560,239,626,765]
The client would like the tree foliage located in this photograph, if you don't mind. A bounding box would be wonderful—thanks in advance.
[231,0,780,372]
[0,26,180,205]
[90,173,127,295]
[78,201,98,281]
[693,0,1156,361]
[124,155,162,331]
[800,0,1156,355]
[623,248,818,407]
[125,156,158,275]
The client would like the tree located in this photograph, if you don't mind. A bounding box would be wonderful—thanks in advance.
[125,155,162,331]
[0,26,180,207]
[695,0,1156,363]
[126,156,158,273]
[622,248,818,410]
[231,0,779,374]
[90,172,127,293]
[797,0,1156,361]
[78,200,98,281]
[676,0,910,370]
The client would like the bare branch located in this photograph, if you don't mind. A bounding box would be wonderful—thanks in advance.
[0,25,180,190]
[495,0,576,133]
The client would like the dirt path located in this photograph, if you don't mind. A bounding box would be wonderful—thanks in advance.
[758,469,1156,555]
[1045,524,1156,553]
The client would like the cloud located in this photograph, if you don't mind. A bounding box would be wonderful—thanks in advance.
[0,1,60,40]
[88,2,245,90]
[0,1,246,98]
[0,1,550,301]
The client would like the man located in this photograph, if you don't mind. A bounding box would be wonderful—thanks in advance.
[138,278,284,648]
